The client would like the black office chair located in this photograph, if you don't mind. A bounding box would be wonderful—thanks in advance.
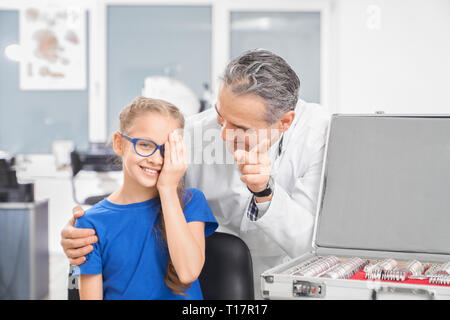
[68,231,254,300]
[68,266,80,300]
[199,232,254,300]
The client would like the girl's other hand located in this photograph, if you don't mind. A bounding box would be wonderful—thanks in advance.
[156,131,187,192]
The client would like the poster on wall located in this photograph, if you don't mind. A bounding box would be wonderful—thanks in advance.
[19,6,86,90]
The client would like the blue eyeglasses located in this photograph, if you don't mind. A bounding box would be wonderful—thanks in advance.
[119,132,164,158]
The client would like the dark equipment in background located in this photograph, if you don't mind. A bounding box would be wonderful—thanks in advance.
[70,142,121,206]
[0,157,34,202]
[68,232,254,300]
[199,83,213,113]
[0,156,47,299]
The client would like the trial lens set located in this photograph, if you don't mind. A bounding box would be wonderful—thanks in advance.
[282,256,450,285]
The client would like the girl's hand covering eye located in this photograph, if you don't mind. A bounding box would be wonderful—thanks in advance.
[156,131,187,191]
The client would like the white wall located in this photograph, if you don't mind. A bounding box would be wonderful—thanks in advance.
[329,0,450,114]
[2,0,449,118]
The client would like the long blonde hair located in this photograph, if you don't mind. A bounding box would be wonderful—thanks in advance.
[118,96,190,295]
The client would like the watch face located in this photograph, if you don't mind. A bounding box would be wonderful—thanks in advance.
[259,187,273,197]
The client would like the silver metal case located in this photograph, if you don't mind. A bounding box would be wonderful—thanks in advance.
[261,114,450,300]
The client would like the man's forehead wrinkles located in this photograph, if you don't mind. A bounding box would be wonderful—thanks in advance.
[216,103,252,130]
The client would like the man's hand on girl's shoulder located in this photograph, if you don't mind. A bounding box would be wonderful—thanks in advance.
[60,205,98,266]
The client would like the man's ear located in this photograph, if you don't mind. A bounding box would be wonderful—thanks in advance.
[279,111,295,133]
[112,132,124,156]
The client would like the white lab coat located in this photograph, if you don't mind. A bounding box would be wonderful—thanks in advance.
[184,99,330,299]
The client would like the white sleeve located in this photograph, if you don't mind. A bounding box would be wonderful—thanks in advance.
[254,197,271,216]
[250,136,326,258]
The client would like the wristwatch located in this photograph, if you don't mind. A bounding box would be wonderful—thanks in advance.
[247,176,274,197]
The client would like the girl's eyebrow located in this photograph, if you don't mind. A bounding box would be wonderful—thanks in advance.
[133,136,162,144]
[131,136,154,141]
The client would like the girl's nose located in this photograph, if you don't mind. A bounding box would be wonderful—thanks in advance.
[148,148,164,165]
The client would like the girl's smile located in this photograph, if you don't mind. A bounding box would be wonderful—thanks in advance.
[139,165,161,177]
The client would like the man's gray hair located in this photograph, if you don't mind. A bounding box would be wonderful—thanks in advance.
[221,49,300,123]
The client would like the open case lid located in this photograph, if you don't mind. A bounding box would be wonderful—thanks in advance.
[313,115,450,256]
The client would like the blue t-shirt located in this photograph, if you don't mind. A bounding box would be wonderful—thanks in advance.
[73,188,218,300]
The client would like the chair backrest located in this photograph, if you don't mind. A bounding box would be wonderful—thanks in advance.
[68,231,254,300]
[68,265,80,300]
[198,232,254,300]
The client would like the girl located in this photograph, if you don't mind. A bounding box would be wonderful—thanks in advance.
[74,96,218,299]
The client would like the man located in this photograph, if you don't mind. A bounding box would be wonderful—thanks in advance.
[61,49,330,299]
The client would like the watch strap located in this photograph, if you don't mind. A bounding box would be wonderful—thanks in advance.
[247,177,274,197]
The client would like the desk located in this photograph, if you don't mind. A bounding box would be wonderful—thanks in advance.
[0,201,48,299]
[17,169,122,255]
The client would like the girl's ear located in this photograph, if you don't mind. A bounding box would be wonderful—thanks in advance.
[112,132,124,156]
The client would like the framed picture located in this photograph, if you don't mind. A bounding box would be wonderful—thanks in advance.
[19,5,86,90]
